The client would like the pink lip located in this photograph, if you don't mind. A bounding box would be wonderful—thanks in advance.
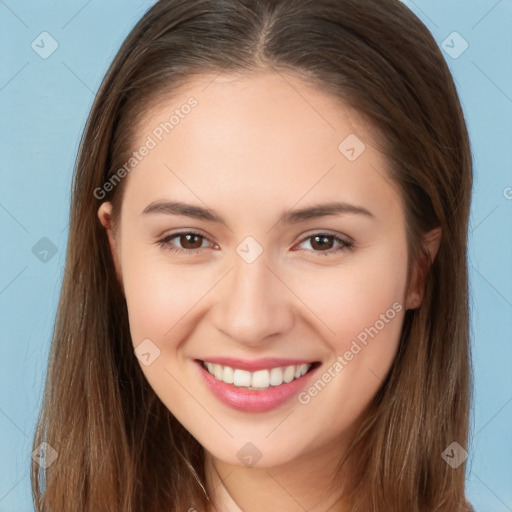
[196,356,315,372]
[194,359,320,413]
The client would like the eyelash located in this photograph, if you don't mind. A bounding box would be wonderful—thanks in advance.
[156,230,354,256]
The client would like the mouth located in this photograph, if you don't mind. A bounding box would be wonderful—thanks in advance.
[194,358,321,412]
[199,360,320,390]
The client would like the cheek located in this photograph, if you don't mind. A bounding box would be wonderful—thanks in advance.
[121,252,211,347]
[119,249,215,411]
[291,243,408,348]
[292,244,407,430]
[122,233,408,357]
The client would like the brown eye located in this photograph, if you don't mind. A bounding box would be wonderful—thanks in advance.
[179,233,204,249]
[294,233,354,256]
[157,231,213,254]
[310,235,335,251]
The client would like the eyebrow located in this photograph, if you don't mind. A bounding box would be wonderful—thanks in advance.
[141,200,375,225]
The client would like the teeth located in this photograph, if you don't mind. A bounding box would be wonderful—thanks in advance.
[233,369,251,387]
[283,365,295,383]
[251,369,270,388]
[213,364,223,381]
[269,367,283,386]
[202,362,312,390]
[223,365,234,384]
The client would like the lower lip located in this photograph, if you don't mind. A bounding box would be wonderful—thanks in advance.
[195,360,320,413]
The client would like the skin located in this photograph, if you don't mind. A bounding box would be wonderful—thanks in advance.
[98,71,441,511]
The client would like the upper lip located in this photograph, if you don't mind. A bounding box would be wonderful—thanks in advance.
[196,357,317,372]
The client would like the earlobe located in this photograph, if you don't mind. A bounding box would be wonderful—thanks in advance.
[406,227,442,310]
[97,201,123,286]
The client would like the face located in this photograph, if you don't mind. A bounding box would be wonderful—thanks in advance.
[98,71,430,469]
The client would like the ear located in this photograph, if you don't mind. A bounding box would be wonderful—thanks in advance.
[97,201,124,288]
[405,226,442,310]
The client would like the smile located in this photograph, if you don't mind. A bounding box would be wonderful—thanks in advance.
[195,358,321,412]
[202,361,312,390]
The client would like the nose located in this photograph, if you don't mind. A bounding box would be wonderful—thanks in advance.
[211,252,295,347]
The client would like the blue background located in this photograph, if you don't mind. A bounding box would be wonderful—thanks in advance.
[0,1,511,510]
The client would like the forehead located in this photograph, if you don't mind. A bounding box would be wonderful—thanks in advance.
[122,71,401,222]
[136,70,374,155]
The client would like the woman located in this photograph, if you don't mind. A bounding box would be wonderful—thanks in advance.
[31,0,474,510]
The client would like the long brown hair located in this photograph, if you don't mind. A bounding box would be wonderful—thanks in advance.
[31,0,473,510]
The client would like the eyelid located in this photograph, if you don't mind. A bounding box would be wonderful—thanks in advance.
[296,229,353,244]
[160,228,211,240]
[157,228,354,257]
[159,228,352,242]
